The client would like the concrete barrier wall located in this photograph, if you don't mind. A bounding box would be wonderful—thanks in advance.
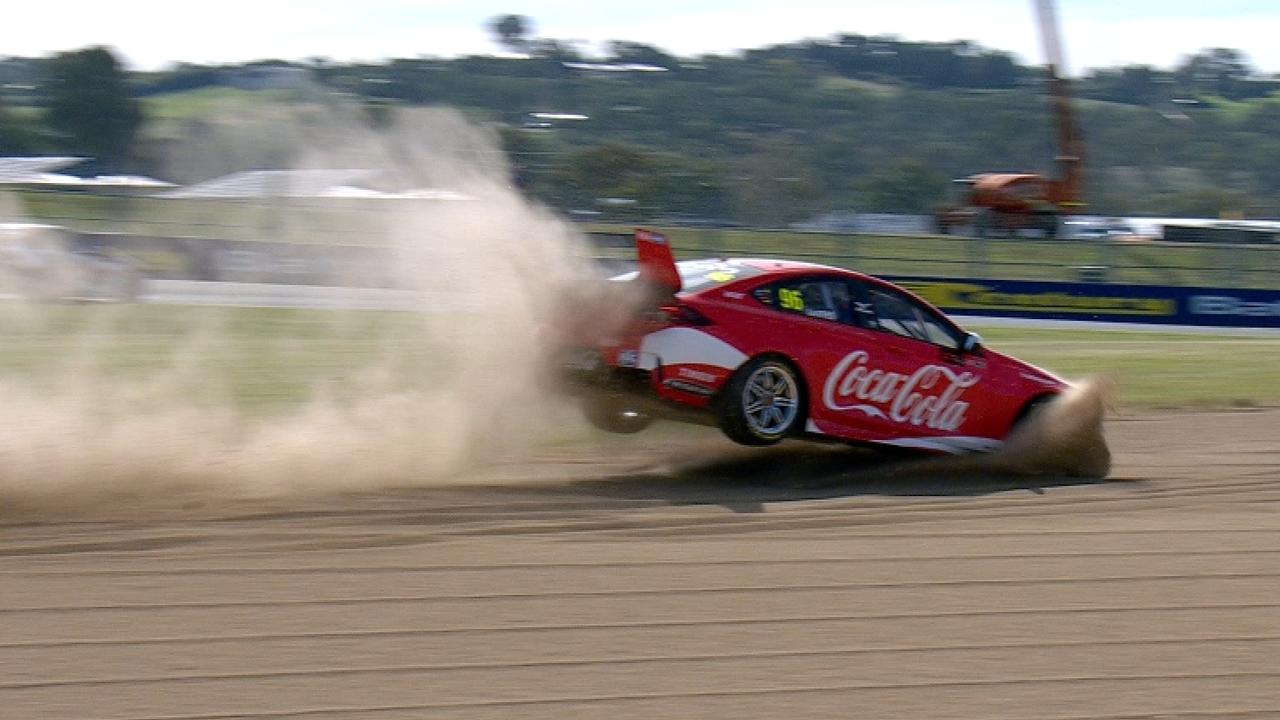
[75,233,394,286]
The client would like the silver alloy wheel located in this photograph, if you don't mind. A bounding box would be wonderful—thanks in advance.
[741,362,800,437]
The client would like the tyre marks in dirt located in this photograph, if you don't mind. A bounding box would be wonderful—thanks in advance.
[0,410,1277,719]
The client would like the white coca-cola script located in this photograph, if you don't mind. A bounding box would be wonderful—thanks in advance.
[821,351,979,431]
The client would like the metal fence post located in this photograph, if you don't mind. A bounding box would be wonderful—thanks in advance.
[967,235,989,280]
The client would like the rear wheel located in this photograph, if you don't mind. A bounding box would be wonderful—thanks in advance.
[719,357,804,446]
[583,394,653,434]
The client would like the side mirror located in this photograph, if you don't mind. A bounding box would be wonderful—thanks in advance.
[961,331,984,354]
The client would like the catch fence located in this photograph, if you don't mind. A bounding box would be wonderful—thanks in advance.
[4,189,1277,291]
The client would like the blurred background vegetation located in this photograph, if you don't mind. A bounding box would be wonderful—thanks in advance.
[2,17,1279,227]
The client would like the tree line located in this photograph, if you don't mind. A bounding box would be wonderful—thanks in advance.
[2,27,1279,224]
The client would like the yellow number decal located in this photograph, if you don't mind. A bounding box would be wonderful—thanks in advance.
[778,288,804,311]
[706,271,735,283]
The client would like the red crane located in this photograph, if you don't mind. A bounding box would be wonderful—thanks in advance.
[935,0,1083,238]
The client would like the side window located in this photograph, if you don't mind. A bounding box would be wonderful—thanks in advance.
[753,278,856,325]
[866,286,961,349]
[920,315,962,347]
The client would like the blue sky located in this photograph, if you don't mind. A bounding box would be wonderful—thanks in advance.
[8,1,1279,74]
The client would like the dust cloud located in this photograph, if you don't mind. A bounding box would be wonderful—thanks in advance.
[630,377,1114,492]
[987,376,1113,478]
[0,97,1114,517]
[0,103,604,515]
[864,375,1114,481]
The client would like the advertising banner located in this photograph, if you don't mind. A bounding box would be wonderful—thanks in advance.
[886,276,1280,329]
[72,231,1280,328]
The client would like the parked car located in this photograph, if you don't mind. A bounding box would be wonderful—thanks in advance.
[562,230,1068,454]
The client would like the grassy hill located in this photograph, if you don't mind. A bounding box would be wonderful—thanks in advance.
[3,37,1279,225]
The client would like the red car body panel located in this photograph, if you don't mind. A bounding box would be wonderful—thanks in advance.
[577,231,1068,454]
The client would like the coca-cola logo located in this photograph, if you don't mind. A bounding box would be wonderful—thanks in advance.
[822,351,979,431]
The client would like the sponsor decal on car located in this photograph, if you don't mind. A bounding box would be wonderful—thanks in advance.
[677,367,718,383]
[885,436,1004,453]
[822,350,979,431]
[1020,371,1061,386]
[638,327,748,371]
[662,379,715,396]
[704,270,738,283]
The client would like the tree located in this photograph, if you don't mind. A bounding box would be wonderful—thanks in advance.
[730,139,823,225]
[1160,187,1253,218]
[1081,65,1165,105]
[528,38,583,64]
[44,46,142,167]
[552,143,656,209]
[606,41,675,69]
[488,14,532,54]
[549,143,729,218]
[0,94,38,154]
[1175,48,1256,99]
[856,159,947,213]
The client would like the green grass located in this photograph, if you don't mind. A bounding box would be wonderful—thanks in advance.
[972,326,1280,409]
[140,87,308,141]
[814,76,902,97]
[0,305,440,416]
[1,304,1276,413]
[12,192,390,242]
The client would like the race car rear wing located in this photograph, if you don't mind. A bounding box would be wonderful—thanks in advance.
[635,229,682,294]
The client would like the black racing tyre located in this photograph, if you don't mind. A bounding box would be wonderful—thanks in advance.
[1010,394,1056,436]
[719,356,805,446]
[583,394,653,434]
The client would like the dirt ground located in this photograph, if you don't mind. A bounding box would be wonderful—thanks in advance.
[1,409,1278,719]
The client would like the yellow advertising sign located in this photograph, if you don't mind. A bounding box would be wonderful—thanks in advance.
[897,280,1177,317]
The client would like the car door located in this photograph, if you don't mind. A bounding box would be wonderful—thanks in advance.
[849,282,996,441]
[748,274,882,437]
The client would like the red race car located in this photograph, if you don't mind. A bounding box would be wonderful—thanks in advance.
[564,229,1068,454]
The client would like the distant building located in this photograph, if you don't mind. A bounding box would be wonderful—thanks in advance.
[0,156,173,195]
[163,169,469,201]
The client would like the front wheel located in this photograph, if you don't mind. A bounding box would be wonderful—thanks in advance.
[719,357,804,446]
[1009,394,1056,437]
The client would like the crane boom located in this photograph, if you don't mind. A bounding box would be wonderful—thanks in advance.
[932,0,1084,235]
[1034,0,1082,207]
[1034,0,1066,75]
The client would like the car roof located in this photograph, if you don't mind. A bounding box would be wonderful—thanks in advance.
[681,257,949,319]
[692,257,882,286]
